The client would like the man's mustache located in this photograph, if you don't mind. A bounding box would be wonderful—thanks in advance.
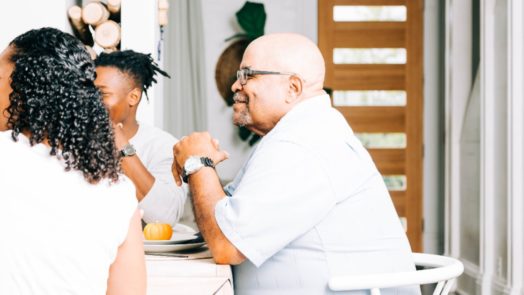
[233,93,249,104]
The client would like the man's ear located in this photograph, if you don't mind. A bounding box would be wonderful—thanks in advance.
[286,75,303,103]
[127,88,142,107]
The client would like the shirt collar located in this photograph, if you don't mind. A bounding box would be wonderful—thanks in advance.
[268,93,331,134]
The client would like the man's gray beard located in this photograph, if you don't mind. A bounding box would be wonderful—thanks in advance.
[234,110,251,127]
[232,93,251,127]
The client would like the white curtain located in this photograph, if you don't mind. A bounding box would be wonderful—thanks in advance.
[163,0,207,138]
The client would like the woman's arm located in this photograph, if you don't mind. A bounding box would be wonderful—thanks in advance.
[106,209,147,295]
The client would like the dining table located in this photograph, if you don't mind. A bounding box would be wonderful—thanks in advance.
[145,247,234,295]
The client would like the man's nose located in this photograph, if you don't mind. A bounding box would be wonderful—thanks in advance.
[231,79,242,92]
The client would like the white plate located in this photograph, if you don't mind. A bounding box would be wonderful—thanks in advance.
[144,232,199,245]
[144,241,206,253]
[172,223,197,234]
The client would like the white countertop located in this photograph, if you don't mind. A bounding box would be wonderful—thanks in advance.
[145,248,233,295]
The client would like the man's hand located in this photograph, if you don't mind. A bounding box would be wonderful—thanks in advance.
[172,132,229,186]
[113,123,129,151]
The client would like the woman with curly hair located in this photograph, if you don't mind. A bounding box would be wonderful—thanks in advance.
[0,28,146,294]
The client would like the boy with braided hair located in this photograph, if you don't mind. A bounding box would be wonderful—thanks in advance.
[95,50,188,227]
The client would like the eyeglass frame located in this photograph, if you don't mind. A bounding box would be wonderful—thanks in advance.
[236,68,301,86]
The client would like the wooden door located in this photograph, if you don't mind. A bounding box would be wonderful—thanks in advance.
[318,0,424,252]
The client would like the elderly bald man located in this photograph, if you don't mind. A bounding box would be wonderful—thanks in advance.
[172,33,420,294]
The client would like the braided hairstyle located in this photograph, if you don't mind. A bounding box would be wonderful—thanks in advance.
[95,50,170,100]
[7,27,120,184]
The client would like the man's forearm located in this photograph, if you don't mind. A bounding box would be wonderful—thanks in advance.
[121,156,155,201]
[188,167,245,265]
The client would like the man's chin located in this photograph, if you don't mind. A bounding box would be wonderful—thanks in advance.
[233,117,250,129]
[233,120,245,127]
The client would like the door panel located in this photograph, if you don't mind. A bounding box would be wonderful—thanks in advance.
[319,0,424,251]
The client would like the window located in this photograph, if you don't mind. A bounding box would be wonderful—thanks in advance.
[333,48,407,64]
[333,90,406,106]
[333,5,407,22]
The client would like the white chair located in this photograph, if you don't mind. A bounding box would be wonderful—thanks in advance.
[328,253,464,295]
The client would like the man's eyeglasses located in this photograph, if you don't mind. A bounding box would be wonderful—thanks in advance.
[236,68,297,86]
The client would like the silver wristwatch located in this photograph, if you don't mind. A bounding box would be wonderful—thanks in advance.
[120,143,136,157]
[182,156,215,183]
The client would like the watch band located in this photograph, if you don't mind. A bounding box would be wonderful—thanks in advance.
[182,157,215,183]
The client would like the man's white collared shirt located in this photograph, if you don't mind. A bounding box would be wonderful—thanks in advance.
[215,94,420,294]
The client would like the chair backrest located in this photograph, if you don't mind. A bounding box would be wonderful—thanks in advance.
[328,253,464,295]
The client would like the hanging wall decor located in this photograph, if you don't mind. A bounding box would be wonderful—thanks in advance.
[68,0,122,57]
[68,0,169,60]
[157,0,169,61]
[215,1,266,146]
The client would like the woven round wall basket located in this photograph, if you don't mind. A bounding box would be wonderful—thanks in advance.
[215,39,251,106]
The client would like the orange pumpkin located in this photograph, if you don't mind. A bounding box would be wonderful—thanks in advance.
[143,223,173,240]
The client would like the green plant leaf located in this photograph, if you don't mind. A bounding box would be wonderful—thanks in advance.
[236,2,266,38]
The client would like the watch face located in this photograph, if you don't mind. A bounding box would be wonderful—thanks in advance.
[184,156,204,174]
[120,144,136,157]
[122,144,136,156]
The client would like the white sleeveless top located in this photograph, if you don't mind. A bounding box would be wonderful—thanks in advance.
[0,131,137,294]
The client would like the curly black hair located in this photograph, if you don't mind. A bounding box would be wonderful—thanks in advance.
[95,50,170,100]
[6,27,120,183]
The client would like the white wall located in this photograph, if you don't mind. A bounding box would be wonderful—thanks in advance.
[120,0,164,128]
[0,0,76,50]
[200,0,317,181]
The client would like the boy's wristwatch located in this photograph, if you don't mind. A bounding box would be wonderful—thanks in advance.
[120,143,136,157]
[182,156,215,183]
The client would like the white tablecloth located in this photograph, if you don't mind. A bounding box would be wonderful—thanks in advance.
[146,248,233,295]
